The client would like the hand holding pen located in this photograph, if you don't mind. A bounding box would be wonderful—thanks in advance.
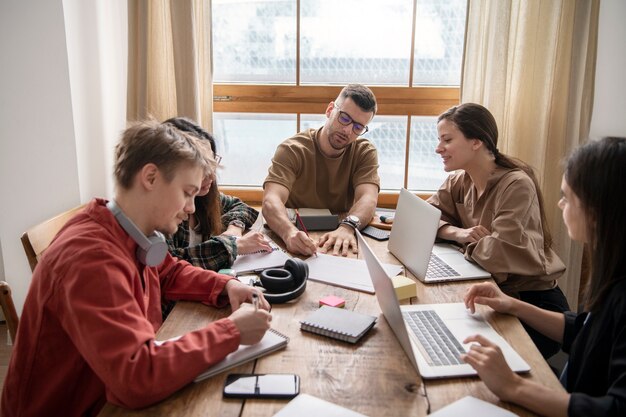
[294,209,318,257]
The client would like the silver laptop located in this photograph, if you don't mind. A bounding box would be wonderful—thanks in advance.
[388,188,491,283]
[358,231,530,379]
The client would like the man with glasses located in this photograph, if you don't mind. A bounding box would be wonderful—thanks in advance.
[263,84,379,256]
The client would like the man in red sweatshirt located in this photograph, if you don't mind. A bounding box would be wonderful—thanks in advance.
[2,120,272,416]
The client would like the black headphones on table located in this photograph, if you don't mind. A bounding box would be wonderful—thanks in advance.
[254,258,308,304]
[106,200,168,267]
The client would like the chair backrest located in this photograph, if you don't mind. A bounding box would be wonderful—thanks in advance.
[0,281,19,344]
[21,204,86,272]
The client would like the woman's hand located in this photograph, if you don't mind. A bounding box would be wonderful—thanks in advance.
[235,232,273,255]
[455,225,491,244]
[461,334,522,402]
[464,282,516,314]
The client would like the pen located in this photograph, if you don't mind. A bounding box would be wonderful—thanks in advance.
[252,292,259,311]
[295,209,318,257]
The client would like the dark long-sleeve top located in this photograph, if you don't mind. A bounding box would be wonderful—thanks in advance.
[167,193,259,271]
[563,278,626,416]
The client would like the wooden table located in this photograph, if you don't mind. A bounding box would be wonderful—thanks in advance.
[99,233,564,417]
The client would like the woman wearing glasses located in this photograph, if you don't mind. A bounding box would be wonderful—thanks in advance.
[428,103,569,359]
[462,137,626,417]
[162,118,271,316]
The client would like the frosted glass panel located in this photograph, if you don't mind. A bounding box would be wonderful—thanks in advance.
[407,116,449,191]
[413,0,467,85]
[300,0,413,85]
[212,0,297,83]
[213,113,297,186]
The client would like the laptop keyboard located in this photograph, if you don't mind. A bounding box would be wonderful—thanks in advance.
[402,310,466,366]
[426,254,460,280]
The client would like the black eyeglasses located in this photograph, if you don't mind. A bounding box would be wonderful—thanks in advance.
[334,103,369,135]
[214,153,223,165]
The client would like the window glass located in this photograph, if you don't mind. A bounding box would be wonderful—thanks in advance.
[300,0,413,85]
[213,113,297,186]
[212,0,297,83]
[407,116,449,190]
[413,0,467,85]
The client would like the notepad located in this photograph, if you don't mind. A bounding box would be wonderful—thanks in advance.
[232,239,291,274]
[300,306,377,344]
[194,328,289,382]
[273,394,370,417]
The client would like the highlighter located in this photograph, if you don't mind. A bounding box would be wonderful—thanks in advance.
[380,215,394,224]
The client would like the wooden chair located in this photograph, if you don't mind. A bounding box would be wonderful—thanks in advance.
[21,204,86,272]
[0,281,19,344]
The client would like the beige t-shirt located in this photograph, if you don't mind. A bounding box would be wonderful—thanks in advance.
[264,128,380,213]
[427,167,566,294]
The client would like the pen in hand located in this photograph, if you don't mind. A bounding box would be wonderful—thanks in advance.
[252,292,259,312]
[295,209,318,257]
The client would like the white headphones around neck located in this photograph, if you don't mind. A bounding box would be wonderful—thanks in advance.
[106,200,168,267]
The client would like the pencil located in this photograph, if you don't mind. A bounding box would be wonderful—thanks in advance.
[295,209,317,257]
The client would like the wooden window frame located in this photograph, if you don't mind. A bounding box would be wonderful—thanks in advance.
[216,84,458,207]
[213,0,463,206]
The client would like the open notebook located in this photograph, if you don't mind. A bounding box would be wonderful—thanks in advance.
[194,329,289,382]
[232,239,291,274]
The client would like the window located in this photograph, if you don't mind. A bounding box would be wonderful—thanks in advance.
[212,0,466,199]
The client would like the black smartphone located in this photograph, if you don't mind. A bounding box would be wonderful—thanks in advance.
[361,225,390,241]
[223,373,300,399]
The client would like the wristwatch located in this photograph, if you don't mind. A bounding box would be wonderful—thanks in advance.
[229,220,246,230]
[340,215,361,230]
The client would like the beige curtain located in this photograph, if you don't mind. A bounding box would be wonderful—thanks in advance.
[127,0,213,130]
[462,0,600,308]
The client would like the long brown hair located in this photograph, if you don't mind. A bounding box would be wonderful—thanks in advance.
[564,137,626,312]
[438,103,553,250]
[163,117,223,237]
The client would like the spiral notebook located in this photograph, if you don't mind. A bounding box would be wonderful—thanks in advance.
[300,306,377,344]
[232,239,291,274]
[194,328,289,382]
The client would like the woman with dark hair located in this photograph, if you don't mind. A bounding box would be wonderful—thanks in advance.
[163,117,271,274]
[428,103,569,358]
[461,137,626,417]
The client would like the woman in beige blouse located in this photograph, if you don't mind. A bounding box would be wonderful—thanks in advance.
[427,103,569,359]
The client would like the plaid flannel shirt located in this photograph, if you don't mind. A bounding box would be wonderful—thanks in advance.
[163,193,259,317]
[167,193,259,270]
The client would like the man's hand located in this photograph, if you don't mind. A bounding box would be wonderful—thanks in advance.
[285,230,317,256]
[223,279,271,311]
[228,306,272,345]
[318,225,357,257]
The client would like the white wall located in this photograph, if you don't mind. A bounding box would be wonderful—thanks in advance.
[0,0,127,313]
[0,0,81,313]
[589,0,626,138]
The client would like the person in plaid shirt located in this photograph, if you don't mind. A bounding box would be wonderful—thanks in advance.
[163,117,272,317]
